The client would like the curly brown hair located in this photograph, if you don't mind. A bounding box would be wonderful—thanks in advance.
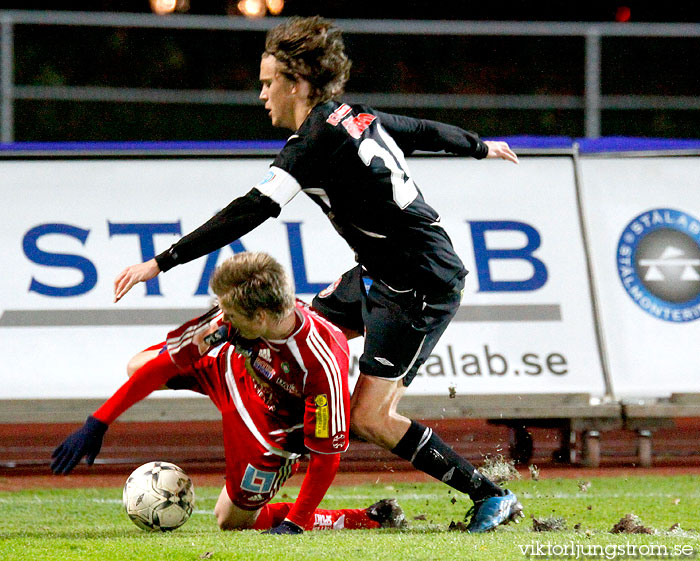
[264,16,352,105]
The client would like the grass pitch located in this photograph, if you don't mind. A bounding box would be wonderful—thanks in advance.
[1,475,698,561]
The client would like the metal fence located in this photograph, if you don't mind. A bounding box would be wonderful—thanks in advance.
[1,10,700,143]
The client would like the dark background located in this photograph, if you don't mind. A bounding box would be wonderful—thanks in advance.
[4,2,700,141]
[3,2,700,22]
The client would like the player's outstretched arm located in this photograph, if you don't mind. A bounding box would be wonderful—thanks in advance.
[376,111,518,164]
[114,258,161,302]
[51,352,179,474]
[484,140,519,164]
[113,189,282,303]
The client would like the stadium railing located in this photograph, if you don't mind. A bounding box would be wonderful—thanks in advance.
[0,12,699,142]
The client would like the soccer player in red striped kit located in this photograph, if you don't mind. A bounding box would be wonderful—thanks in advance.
[52,253,404,533]
[113,16,523,531]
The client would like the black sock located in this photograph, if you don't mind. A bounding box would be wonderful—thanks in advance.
[391,420,505,502]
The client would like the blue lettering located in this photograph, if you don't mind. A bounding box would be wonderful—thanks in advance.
[284,222,331,294]
[108,222,181,296]
[469,220,548,292]
[23,223,98,297]
[194,240,248,295]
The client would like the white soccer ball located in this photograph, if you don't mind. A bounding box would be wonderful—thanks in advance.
[122,461,195,531]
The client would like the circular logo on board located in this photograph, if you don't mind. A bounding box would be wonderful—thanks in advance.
[617,208,700,322]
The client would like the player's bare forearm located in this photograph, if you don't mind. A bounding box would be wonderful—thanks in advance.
[484,140,519,164]
[114,258,161,302]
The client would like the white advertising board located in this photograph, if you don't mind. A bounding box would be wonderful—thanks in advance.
[0,155,606,399]
[579,156,700,398]
[406,157,604,396]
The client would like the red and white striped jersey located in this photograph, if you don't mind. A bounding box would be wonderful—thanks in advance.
[165,301,350,456]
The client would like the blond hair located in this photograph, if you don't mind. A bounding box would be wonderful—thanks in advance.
[264,16,352,105]
[210,252,295,321]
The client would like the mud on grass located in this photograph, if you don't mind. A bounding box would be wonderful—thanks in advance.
[0,475,698,561]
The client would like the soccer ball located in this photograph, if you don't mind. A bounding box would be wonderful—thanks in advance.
[122,461,195,531]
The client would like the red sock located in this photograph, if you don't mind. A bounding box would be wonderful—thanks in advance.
[251,503,293,530]
[307,507,380,530]
[252,503,380,531]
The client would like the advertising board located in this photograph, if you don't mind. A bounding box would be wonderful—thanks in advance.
[0,155,606,398]
[579,156,700,398]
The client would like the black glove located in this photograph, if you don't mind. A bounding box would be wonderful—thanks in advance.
[263,520,304,535]
[51,415,108,475]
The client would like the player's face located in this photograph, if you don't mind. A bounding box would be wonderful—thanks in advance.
[222,306,268,340]
[259,55,297,130]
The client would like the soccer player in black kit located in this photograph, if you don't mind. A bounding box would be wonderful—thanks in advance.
[115,16,523,532]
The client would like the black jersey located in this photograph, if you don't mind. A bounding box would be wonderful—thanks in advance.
[156,101,489,295]
[269,101,483,293]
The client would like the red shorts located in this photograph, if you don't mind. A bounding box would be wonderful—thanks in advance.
[221,409,301,510]
[141,339,301,510]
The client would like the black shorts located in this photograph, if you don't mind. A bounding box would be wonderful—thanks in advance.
[312,265,464,386]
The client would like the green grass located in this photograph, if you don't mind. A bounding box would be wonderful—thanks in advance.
[1,475,698,561]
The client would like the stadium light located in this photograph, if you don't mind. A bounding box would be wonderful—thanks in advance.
[238,0,267,18]
[266,0,284,15]
[150,0,190,15]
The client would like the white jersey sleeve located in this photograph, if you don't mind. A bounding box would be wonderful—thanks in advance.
[254,166,302,208]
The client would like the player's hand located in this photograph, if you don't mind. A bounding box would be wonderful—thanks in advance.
[51,416,108,475]
[484,141,519,164]
[114,259,161,302]
[263,520,304,535]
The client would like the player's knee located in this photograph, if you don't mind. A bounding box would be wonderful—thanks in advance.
[216,514,232,530]
[126,349,161,378]
[217,516,241,531]
[125,354,142,378]
[214,505,246,531]
[214,493,256,531]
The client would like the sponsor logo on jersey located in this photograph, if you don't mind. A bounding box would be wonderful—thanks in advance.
[341,113,377,139]
[314,394,329,438]
[318,277,342,298]
[332,433,346,449]
[257,170,275,185]
[203,325,228,347]
[275,376,300,397]
[246,494,265,503]
[617,208,700,322]
[258,348,272,362]
[253,356,276,380]
[326,103,352,126]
